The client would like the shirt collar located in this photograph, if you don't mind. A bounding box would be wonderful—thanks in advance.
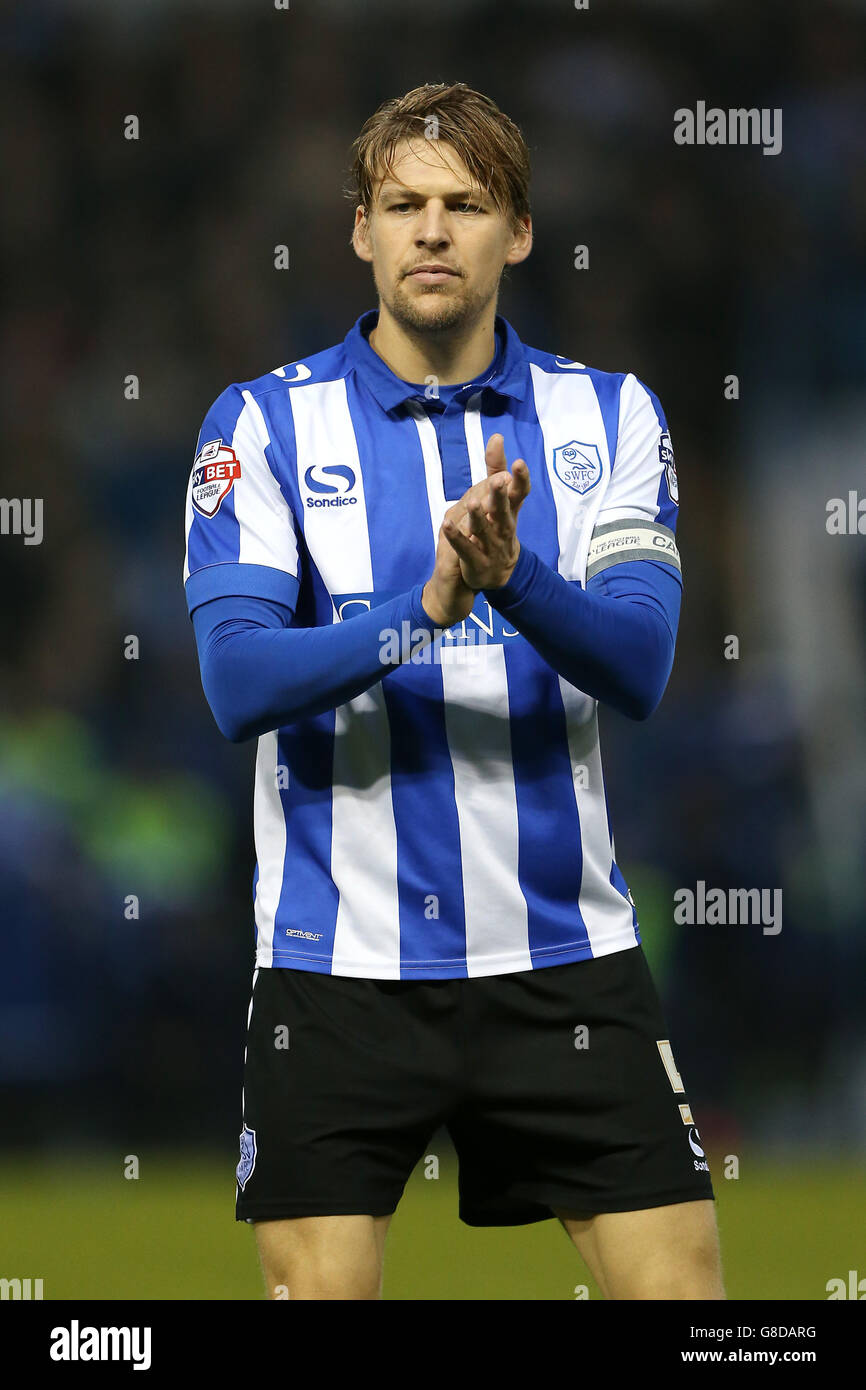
[344,307,529,413]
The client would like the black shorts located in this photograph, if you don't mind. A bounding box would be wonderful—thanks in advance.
[234,944,715,1227]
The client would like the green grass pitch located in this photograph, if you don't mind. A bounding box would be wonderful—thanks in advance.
[0,1148,861,1299]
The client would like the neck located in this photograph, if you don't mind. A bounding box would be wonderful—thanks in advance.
[368,302,497,386]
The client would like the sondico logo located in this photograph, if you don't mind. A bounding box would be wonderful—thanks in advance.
[688,1126,709,1173]
[657,1041,710,1175]
[304,463,357,509]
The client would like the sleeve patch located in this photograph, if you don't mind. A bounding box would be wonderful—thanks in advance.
[586,519,681,581]
[659,431,678,504]
[191,439,242,518]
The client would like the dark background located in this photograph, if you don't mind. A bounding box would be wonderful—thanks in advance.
[1,0,864,1170]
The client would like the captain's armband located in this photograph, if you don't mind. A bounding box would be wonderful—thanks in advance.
[586,519,681,581]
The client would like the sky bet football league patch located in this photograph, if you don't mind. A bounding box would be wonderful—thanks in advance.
[191,438,242,518]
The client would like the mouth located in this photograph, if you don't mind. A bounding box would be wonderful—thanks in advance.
[406,267,459,284]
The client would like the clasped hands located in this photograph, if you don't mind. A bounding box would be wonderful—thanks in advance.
[421,434,531,629]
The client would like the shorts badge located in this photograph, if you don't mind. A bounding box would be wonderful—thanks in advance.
[237,1124,257,1190]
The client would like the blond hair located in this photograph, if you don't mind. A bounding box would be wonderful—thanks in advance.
[346,81,531,232]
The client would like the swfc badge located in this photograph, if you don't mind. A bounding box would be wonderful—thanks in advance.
[552,440,602,495]
[236,1124,257,1190]
[190,438,242,518]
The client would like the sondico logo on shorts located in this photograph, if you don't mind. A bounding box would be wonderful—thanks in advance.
[687,1126,709,1172]
[304,462,358,509]
[657,1039,710,1172]
[191,439,242,518]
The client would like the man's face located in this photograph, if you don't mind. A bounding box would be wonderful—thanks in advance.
[352,138,531,336]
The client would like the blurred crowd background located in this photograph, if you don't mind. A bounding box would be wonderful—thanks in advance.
[1,0,864,1164]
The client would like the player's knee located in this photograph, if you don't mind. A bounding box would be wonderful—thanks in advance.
[655,1232,725,1300]
[616,1255,724,1301]
[270,1275,381,1300]
[604,1209,724,1300]
[260,1255,381,1300]
[688,1232,725,1298]
[255,1222,384,1301]
[670,1212,724,1289]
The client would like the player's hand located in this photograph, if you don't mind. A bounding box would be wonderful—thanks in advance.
[442,433,530,536]
[444,434,531,590]
[421,504,477,628]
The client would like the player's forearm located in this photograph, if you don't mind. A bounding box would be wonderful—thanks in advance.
[193,589,438,742]
[483,546,681,720]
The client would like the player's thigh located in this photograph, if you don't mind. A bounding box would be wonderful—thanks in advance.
[555,1199,724,1300]
[254,1212,393,1300]
[555,1214,612,1301]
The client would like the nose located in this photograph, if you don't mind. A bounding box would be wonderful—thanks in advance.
[415,199,451,247]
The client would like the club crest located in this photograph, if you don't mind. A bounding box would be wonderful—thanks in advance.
[553,440,602,495]
[236,1124,257,1190]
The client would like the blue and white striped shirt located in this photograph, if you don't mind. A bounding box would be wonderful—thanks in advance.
[184,309,681,978]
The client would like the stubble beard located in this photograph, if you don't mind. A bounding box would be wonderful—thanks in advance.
[380,270,494,338]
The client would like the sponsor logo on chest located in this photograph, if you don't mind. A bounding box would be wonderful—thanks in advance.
[303,462,358,508]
